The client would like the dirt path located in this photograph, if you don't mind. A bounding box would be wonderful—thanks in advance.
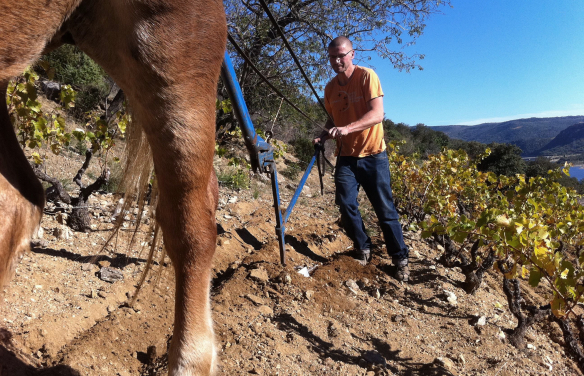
[1,152,582,376]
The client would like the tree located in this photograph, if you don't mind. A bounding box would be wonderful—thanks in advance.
[477,143,526,177]
[224,0,450,134]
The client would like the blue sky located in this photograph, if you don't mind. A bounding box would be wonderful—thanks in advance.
[364,1,584,126]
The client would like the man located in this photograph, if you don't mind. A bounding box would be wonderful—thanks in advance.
[314,36,410,282]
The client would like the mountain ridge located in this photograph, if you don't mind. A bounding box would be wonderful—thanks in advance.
[430,116,584,156]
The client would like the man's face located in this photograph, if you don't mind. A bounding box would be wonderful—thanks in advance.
[328,44,354,74]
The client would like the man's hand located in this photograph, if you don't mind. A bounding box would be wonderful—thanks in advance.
[328,125,351,139]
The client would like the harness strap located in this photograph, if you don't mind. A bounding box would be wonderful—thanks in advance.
[315,143,335,195]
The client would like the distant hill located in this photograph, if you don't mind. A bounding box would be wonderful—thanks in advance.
[431,116,584,156]
[538,122,584,156]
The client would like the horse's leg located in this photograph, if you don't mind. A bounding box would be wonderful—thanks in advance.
[60,1,226,374]
[0,81,45,288]
[0,0,81,289]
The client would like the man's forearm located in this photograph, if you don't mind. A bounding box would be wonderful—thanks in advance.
[344,106,384,134]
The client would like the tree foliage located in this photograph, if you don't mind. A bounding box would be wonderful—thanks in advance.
[224,0,450,135]
[39,45,110,118]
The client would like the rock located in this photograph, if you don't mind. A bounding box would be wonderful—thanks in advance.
[497,331,506,341]
[246,294,265,306]
[526,343,535,350]
[249,269,269,283]
[107,305,116,313]
[363,350,386,366]
[133,303,143,312]
[98,291,107,299]
[472,315,487,326]
[436,244,445,252]
[81,263,94,271]
[99,260,111,267]
[345,279,360,294]
[277,272,291,284]
[434,357,455,372]
[374,289,381,299]
[36,227,44,239]
[250,368,263,375]
[392,314,404,323]
[53,226,71,240]
[443,290,457,305]
[258,305,273,316]
[457,354,466,364]
[305,290,314,300]
[228,196,238,203]
[99,267,124,283]
[90,290,97,299]
[56,212,68,225]
[327,322,339,338]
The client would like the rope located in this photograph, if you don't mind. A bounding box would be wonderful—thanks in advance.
[256,0,334,124]
[227,33,326,131]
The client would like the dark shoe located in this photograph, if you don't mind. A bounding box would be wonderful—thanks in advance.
[354,249,371,266]
[394,258,410,282]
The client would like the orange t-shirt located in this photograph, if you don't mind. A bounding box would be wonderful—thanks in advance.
[324,66,385,157]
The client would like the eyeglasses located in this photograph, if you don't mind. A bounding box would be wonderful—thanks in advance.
[328,50,353,61]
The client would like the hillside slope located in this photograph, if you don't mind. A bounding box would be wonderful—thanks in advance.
[1,143,582,376]
[538,122,584,156]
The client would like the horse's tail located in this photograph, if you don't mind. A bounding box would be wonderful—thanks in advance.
[102,112,166,304]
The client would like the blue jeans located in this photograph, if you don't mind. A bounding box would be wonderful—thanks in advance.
[335,150,409,261]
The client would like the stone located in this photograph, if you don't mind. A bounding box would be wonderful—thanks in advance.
[363,350,386,366]
[392,314,404,323]
[258,305,273,316]
[472,315,487,326]
[107,305,116,313]
[246,294,265,306]
[53,226,71,240]
[99,267,124,283]
[434,357,455,372]
[305,290,314,300]
[277,272,291,284]
[457,354,466,364]
[443,290,457,305]
[249,269,269,283]
[345,279,360,294]
[81,263,94,271]
[56,212,68,225]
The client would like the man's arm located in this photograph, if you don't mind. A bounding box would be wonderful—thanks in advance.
[328,96,384,139]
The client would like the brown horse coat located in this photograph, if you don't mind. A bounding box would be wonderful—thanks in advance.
[0,1,226,375]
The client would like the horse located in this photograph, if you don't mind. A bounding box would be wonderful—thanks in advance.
[0,0,227,375]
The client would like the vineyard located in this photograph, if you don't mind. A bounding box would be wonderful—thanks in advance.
[2,73,584,375]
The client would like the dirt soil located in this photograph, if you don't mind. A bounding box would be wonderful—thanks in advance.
[1,140,582,376]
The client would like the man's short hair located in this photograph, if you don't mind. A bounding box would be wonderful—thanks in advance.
[328,36,353,50]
